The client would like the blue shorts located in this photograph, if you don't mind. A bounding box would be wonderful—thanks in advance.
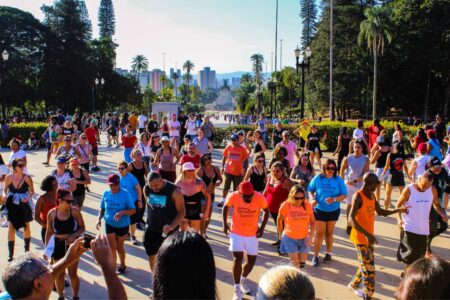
[280,234,308,254]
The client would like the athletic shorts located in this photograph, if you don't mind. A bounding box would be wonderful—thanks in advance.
[299,138,306,148]
[92,146,98,156]
[397,230,427,265]
[105,223,129,237]
[345,184,360,204]
[73,194,85,207]
[144,229,166,256]
[224,173,244,192]
[314,208,340,222]
[129,201,139,225]
[375,168,389,183]
[229,233,258,256]
[52,237,68,260]
[80,162,90,172]
[280,234,308,254]
[46,142,52,151]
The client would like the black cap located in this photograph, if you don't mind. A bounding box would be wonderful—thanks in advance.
[427,156,443,168]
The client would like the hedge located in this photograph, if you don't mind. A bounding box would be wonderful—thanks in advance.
[4,121,420,155]
[211,121,420,155]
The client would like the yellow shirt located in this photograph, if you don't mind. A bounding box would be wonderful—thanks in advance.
[299,126,310,141]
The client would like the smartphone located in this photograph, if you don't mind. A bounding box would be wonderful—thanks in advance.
[83,232,96,249]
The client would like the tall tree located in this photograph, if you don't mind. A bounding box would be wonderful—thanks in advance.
[183,60,194,102]
[41,0,93,111]
[251,54,264,114]
[358,6,393,120]
[300,0,317,49]
[79,0,92,36]
[98,0,115,38]
[170,72,180,97]
[131,54,148,89]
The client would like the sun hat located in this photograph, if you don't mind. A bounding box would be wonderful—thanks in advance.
[182,162,196,172]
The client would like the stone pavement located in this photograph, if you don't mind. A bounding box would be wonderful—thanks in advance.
[0,138,448,300]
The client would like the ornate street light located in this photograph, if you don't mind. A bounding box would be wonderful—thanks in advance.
[295,46,312,120]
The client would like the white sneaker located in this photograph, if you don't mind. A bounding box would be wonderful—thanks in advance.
[233,287,243,300]
[240,278,251,294]
[347,282,364,297]
[1,221,8,227]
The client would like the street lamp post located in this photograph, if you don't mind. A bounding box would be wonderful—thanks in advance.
[295,46,312,120]
[268,80,276,119]
[92,77,105,113]
[1,50,9,119]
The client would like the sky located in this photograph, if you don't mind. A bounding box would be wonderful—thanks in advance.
[0,0,303,73]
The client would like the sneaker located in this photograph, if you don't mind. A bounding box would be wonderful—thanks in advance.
[1,221,9,227]
[92,166,101,172]
[116,266,126,274]
[130,236,139,245]
[233,287,243,300]
[240,278,251,294]
[323,253,332,263]
[271,240,280,247]
[312,256,319,267]
[346,225,352,235]
[347,282,364,297]
[217,201,224,208]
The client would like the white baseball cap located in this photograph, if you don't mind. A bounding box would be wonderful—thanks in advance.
[182,162,195,171]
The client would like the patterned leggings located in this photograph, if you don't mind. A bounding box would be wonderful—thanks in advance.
[351,244,375,300]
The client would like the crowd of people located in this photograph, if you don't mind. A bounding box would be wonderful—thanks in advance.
[0,110,448,300]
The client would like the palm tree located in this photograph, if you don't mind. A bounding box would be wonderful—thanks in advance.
[250,53,264,114]
[240,73,253,84]
[131,54,149,89]
[170,72,180,97]
[183,60,194,102]
[160,74,167,89]
[358,6,393,120]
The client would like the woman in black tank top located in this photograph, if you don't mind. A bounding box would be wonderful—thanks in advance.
[3,158,34,262]
[244,153,267,192]
[333,127,351,171]
[69,158,91,208]
[177,163,210,234]
[196,153,223,237]
[129,149,149,228]
[45,189,85,300]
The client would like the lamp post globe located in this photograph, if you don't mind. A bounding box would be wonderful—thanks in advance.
[101,78,105,85]
[294,46,301,59]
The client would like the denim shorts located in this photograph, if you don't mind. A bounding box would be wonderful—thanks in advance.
[280,234,308,254]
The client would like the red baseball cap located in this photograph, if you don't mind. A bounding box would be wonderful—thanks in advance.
[417,143,427,153]
[238,181,254,195]
[107,174,120,185]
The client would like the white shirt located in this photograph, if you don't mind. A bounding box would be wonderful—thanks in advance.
[169,120,181,137]
[186,119,197,135]
[402,184,433,235]
[0,164,8,190]
[353,128,364,140]
[413,155,430,182]
[138,115,148,129]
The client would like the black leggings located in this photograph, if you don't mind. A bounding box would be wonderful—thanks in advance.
[427,207,448,251]
[337,151,347,172]
[41,227,46,244]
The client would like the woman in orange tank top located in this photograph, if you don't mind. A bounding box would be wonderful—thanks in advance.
[34,175,58,243]
[348,173,408,300]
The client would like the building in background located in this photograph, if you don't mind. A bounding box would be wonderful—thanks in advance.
[169,68,182,88]
[149,69,164,93]
[198,67,217,90]
[231,77,241,89]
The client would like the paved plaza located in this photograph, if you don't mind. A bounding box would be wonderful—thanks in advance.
[0,138,448,300]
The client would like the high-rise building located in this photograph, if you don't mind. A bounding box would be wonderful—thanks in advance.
[169,68,182,89]
[231,77,241,88]
[197,67,217,90]
[149,69,164,93]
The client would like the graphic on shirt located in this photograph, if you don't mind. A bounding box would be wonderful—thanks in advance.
[148,194,167,208]
[392,157,404,171]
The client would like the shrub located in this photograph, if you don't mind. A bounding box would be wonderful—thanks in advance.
[7,122,48,146]
[212,120,420,155]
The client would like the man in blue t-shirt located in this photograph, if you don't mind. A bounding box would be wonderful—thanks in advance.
[256,113,267,142]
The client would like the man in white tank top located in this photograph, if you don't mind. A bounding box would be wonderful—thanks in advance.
[395,171,448,271]
[408,143,430,182]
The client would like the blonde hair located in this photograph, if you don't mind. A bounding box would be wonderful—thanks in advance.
[257,265,315,300]
[287,185,306,207]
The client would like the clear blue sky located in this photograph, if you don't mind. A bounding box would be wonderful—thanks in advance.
[0,0,303,73]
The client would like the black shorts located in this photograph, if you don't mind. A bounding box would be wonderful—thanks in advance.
[144,229,166,256]
[388,173,405,187]
[299,138,306,148]
[314,208,340,222]
[52,237,68,260]
[46,142,52,150]
[105,223,129,237]
[397,230,427,265]
[185,202,201,220]
[129,201,139,225]
[92,147,98,156]
[80,162,90,172]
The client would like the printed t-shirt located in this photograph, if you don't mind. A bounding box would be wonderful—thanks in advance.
[223,144,249,176]
[225,191,268,237]
[120,173,139,201]
[308,174,347,212]
[138,115,147,129]
[84,127,97,147]
[279,201,315,239]
[180,154,201,169]
[122,135,137,148]
[100,188,135,228]
[129,115,138,131]
[257,119,267,132]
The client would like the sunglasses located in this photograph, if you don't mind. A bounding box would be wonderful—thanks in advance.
[80,137,87,139]
[118,167,126,171]
[294,196,305,200]
[32,264,53,282]
[272,169,281,173]
[16,164,25,168]
[257,160,265,163]
[61,198,74,203]
[326,166,335,171]
[64,139,71,142]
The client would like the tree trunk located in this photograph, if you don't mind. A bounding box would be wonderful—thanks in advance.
[372,51,377,120]
[444,80,450,117]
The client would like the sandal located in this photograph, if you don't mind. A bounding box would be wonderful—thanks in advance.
[117,266,126,274]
